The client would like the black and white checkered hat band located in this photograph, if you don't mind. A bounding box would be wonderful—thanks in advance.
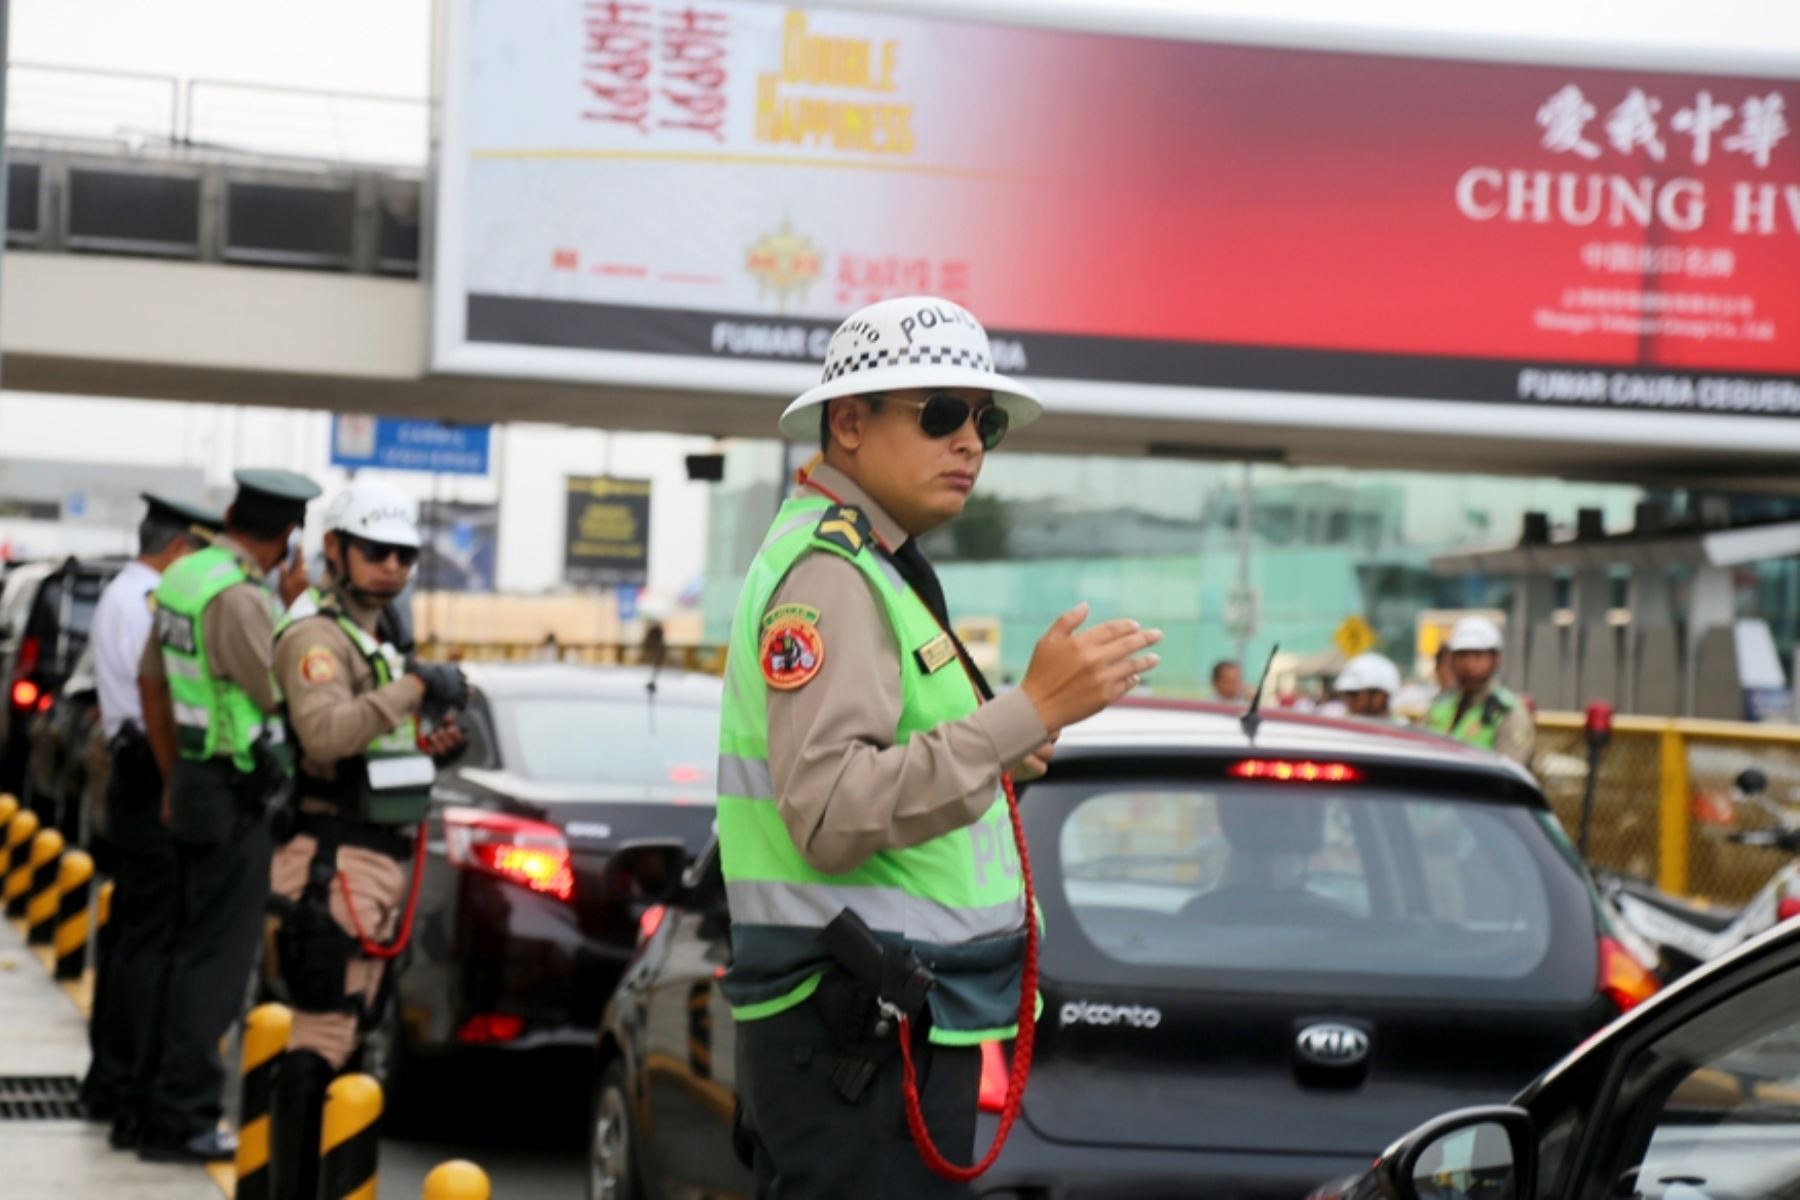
[820,344,994,384]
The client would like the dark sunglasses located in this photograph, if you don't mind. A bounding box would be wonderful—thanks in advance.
[349,535,420,568]
[888,393,1010,451]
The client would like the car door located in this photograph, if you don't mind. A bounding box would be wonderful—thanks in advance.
[638,841,751,1200]
[1548,931,1800,1199]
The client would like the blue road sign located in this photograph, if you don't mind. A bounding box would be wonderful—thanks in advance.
[331,415,491,475]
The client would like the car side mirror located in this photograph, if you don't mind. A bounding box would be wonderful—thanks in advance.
[1375,1106,1535,1200]
[601,840,690,911]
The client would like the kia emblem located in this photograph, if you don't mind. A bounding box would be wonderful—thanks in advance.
[1296,1022,1370,1067]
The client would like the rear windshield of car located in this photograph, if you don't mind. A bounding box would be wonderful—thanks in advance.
[1045,779,1587,997]
[499,696,717,791]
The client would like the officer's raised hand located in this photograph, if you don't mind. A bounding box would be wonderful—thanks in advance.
[277,539,310,609]
[1020,602,1161,734]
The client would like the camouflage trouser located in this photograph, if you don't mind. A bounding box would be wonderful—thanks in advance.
[270,835,407,1069]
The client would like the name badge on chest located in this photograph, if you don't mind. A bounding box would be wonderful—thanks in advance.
[914,633,958,675]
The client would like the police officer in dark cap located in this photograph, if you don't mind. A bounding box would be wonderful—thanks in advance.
[135,468,320,1164]
[81,493,224,1147]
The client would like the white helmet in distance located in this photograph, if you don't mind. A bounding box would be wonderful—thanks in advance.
[322,480,421,549]
[1336,653,1402,697]
[1447,616,1504,653]
[780,295,1043,442]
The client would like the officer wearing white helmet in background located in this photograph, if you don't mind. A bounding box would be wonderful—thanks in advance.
[263,481,470,1199]
[717,296,1162,1198]
[1422,616,1534,766]
[1335,653,1404,722]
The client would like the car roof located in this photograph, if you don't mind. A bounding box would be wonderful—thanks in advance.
[462,661,723,704]
[1056,697,1535,784]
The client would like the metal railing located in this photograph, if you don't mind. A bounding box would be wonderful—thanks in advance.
[1535,712,1800,904]
[6,63,427,168]
[417,641,730,676]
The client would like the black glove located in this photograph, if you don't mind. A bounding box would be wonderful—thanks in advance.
[405,658,470,711]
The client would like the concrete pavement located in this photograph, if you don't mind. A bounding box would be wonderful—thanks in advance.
[0,915,218,1199]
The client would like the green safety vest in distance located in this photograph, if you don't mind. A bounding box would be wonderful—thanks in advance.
[153,544,279,774]
[1424,685,1520,751]
[276,588,432,825]
[717,495,1028,1046]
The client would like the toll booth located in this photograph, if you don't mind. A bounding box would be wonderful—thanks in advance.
[1431,508,1800,721]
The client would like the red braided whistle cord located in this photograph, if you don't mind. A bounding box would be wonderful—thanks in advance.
[335,820,429,961]
[897,774,1038,1182]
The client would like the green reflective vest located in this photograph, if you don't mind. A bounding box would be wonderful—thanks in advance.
[153,544,279,774]
[275,588,430,824]
[1424,685,1520,750]
[717,495,1027,1045]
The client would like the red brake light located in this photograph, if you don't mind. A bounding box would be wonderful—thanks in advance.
[1229,759,1363,784]
[11,679,40,710]
[35,693,52,713]
[455,1013,525,1044]
[443,807,575,903]
[1779,896,1800,924]
[1599,936,1660,1013]
[16,636,39,678]
[667,764,706,785]
[638,903,667,945]
[977,1041,1008,1114]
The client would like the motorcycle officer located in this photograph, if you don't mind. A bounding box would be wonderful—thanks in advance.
[264,481,468,1199]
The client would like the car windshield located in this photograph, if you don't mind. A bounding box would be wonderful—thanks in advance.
[500,696,717,791]
[1052,781,1557,986]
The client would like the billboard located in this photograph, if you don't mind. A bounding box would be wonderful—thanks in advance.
[417,500,499,592]
[565,475,652,586]
[433,0,1800,429]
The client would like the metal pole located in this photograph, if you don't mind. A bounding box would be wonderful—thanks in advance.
[1235,460,1252,666]
[0,0,12,392]
[1578,740,1602,860]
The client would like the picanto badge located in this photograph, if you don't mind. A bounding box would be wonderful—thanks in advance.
[760,604,825,690]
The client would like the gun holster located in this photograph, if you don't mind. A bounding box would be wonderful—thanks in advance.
[814,909,936,1102]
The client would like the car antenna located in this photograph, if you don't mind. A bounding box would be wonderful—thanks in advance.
[1240,644,1280,741]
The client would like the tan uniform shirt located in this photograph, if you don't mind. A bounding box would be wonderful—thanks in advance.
[273,585,424,783]
[137,534,282,715]
[765,463,1046,876]
[1452,684,1536,768]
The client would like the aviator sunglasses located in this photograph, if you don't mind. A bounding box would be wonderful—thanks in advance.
[348,535,420,568]
[886,393,1011,451]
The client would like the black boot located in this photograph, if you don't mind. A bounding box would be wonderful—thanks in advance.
[270,1050,335,1200]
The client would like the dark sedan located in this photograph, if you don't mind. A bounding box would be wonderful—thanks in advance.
[363,663,721,1121]
[590,700,1658,1200]
[0,556,120,801]
[1320,914,1800,1200]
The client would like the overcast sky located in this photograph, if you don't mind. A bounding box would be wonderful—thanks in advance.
[11,0,1798,101]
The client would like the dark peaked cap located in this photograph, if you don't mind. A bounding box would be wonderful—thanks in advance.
[140,492,226,540]
[231,468,322,529]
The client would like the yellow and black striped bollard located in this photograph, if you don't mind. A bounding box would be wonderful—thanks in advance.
[0,794,16,829]
[234,1003,293,1200]
[2,809,40,918]
[98,878,114,932]
[321,1072,382,1199]
[24,828,65,944]
[52,850,93,980]
[423,1160,491,1199]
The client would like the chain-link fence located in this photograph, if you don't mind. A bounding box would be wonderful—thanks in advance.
[1536,714,1800,905]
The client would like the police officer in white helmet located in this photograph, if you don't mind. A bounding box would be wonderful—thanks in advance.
[1335,653,1404,722]
[1422,616,1533,765]
[714,297,1162,1198]
[264,481,469,1199]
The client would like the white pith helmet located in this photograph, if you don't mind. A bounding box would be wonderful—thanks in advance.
[1447,616,1504,653]
[1336,653,1402,697]
[322,480,421,549]
[779,295,1043,442]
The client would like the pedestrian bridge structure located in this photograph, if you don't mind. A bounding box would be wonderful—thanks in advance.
[5,137,1798,495]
